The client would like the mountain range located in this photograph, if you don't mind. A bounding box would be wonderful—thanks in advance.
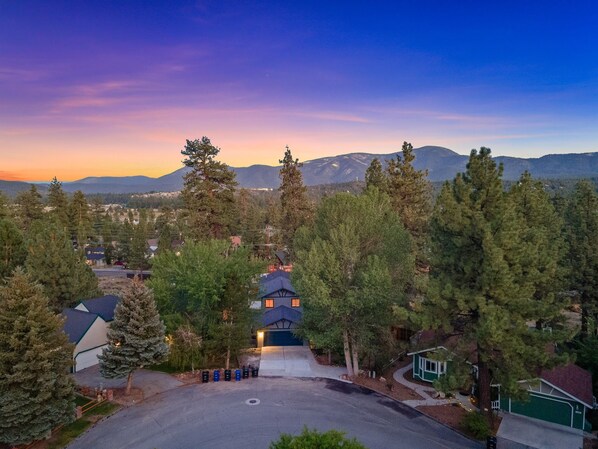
[2,146,598,195]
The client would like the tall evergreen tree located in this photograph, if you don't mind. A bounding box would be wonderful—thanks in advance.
[565,180,598,337]
[386,142,432,263]
[293,190,413,377]
[15,184,43,231]
[0,218,26,280]
[48,177,70,227]
[508,171,568,329]
[116,219,134,264]
[181,137,238,240]
[0,269,75,446]
[25,220,99,311]
[279,146,312,256]
[0,192,9,219]
[424,148,566,424]
[99,277,168,395]
[364,158,387,191]
[68,190,92,249]
[128,218,150,270]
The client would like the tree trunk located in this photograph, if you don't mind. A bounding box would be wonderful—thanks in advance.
[581,301,588,339]
[125,371,134,396]
[343,329,354,377]
[225,346,231,370]
[327,350,331,366]
[477,356,493,427]
[351,337,359,376]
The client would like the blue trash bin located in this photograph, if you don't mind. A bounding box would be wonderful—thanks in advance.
[213,369,220,382]
[235,369,241,381]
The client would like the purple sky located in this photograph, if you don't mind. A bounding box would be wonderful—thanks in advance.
[1,1,597,181]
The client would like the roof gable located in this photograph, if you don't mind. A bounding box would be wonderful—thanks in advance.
[259,277,297,297]
[77,295,120,322]
[62,309,103,344]
[262,305,302,327]
[541,364,594,407]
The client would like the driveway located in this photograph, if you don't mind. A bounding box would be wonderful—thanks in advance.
[497,413,583,449]
[259,346,346,379]
[67,377,481,449]
[73,365,183,399]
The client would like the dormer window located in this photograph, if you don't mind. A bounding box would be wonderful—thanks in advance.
[291,298,300,307]
[265,299,274,308]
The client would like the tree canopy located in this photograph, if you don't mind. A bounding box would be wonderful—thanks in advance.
[181,137,238,240]
[0,269,75,445]
[293,189,413,376]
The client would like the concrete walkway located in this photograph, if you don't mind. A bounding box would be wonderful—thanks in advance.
[259,346,347,380]
[393,363,474,409]
[497,413,583,449]
[73,365,183,399]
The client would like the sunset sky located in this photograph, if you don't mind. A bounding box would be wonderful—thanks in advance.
[1,1,597,181]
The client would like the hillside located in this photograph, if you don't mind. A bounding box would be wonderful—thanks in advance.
[2,146,598,195]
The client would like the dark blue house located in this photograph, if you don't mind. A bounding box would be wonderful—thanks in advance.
[257,270,304,347]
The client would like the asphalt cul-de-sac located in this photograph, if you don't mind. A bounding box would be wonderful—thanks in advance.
[67,377,481,449]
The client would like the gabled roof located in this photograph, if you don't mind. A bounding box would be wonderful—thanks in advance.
[259,276,296,297]
[262,305,302,327]
[541,364,594,408]
[263,270,291,281]
[62,308,102,344]
[275,250,288,265]
[77,295,120,322]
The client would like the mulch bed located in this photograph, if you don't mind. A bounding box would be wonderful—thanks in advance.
[585,438,598,449]
[417,403,468,430]
[353,375,424,401]
[111,387,143,405]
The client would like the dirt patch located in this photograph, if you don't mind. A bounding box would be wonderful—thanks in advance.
[417,403,469,430]
[111,387,143,405]
[98,276,131,297]
[584,438,598,449]
[353,375,425,401]
[238,348,261,368]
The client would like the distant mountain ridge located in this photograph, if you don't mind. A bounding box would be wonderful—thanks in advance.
[2,146,598,195]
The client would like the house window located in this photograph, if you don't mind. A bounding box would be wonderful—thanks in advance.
[424,359,437,373]
[438,362,446,375]
[291,298,300,307]
[265,299,274,308]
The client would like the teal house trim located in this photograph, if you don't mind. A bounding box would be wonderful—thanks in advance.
[408,347,449,383]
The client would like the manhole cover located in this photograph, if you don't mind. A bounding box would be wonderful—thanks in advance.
[245,398,260,406]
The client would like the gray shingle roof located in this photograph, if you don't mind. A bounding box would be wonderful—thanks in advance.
[78,295,120,322]
[62,308,101,344]
[262,305,302,327]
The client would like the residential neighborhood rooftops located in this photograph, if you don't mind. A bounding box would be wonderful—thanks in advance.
[262,305,303,327]
[541,363,594,407]
[62,308,101,344]
[77,295,120,322]
[84,246,105,260]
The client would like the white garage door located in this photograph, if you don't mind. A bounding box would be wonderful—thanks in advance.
[74,346,106,372]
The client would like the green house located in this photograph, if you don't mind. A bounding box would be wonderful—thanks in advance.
[408,346,450,383]
[498,364,594,431]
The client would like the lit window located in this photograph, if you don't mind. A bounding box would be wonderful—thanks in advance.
[265,299,274,308]
[291,298,300,307]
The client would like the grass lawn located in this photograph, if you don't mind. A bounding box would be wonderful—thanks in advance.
[74,395,91,407]
[148,361,180,374]
[44,401,120,449]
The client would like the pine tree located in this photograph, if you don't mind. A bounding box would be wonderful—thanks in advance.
[565,180,598,337]
[25,220,99,311]
[364,158,387,191]
[279,146,312,256]
[508,171,568,329]
[386,142,432,263]
[99,277,168,395]
[128,218,150,270]
[48,177,70,227]
[15,184,43,230]
[424,148,567,425]
[69,190,92,249]
[0,192,9,219]
[0,218,26,280]
[0,269,75,446]
[116,219,134,264]
[181,137,238,240]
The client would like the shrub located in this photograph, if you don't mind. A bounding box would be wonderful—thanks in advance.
[269,427,368,449]
[462,411,490,440]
